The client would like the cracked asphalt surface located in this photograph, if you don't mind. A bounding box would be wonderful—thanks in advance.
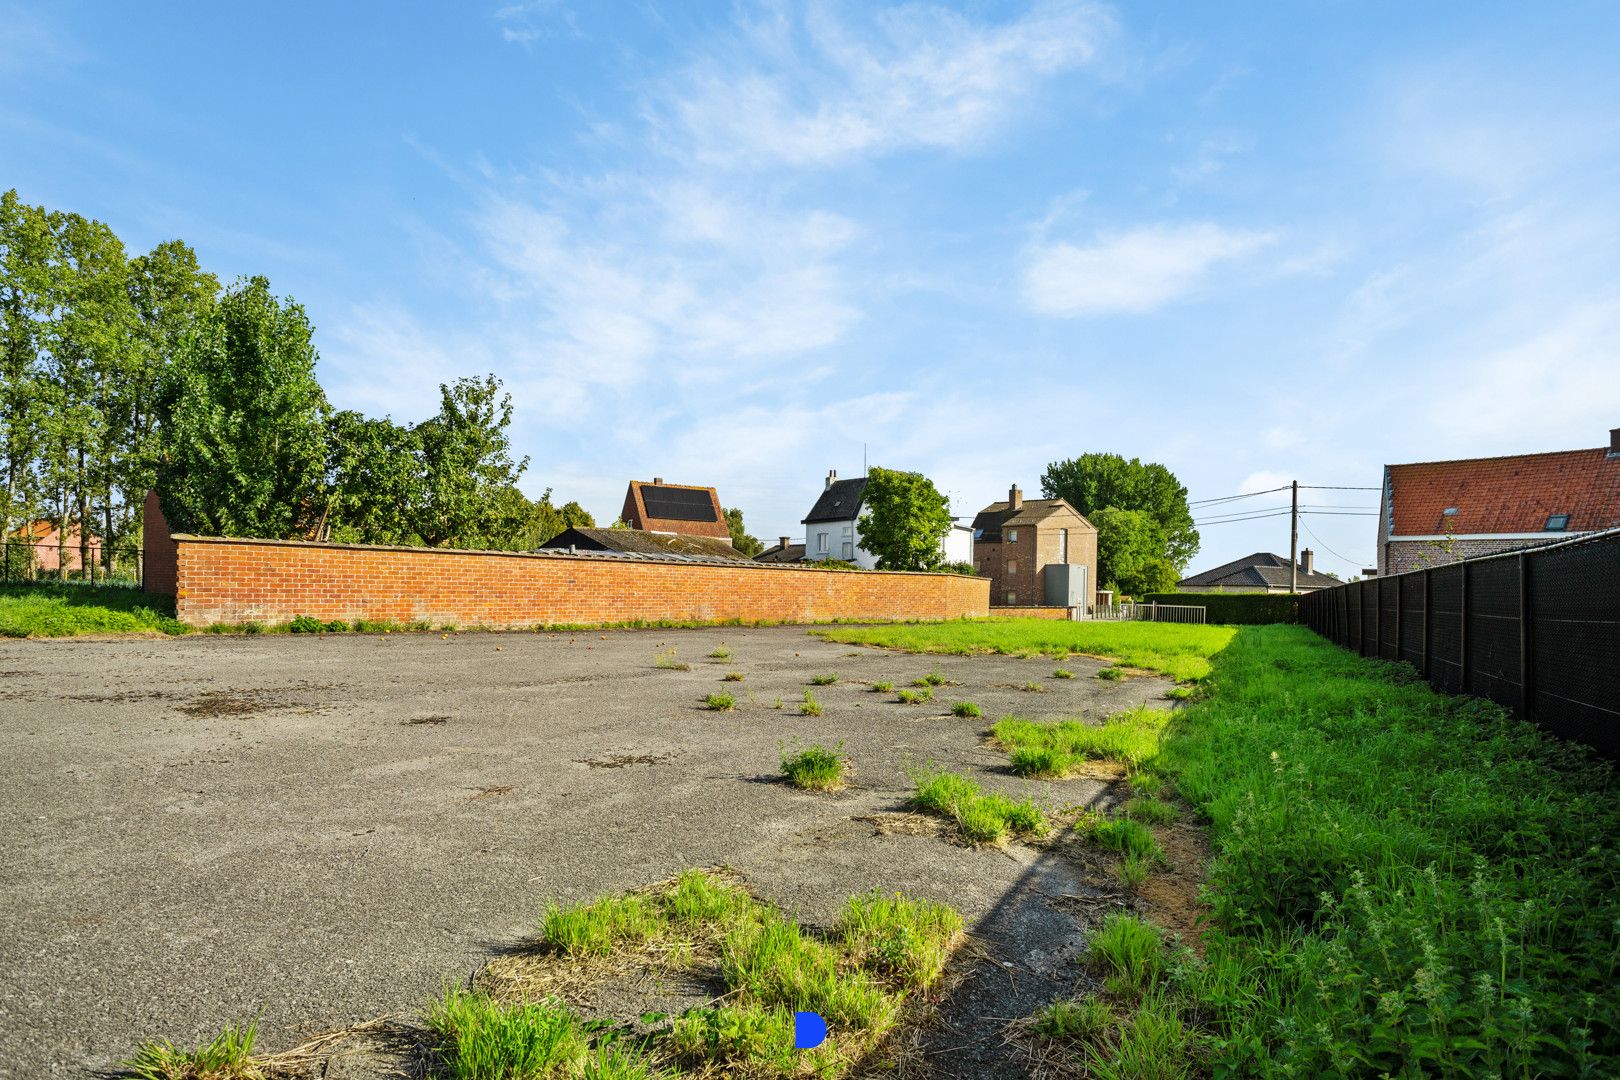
[0,625,1172,1077]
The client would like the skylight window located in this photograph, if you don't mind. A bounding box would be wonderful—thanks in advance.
[1545,514,1569,531]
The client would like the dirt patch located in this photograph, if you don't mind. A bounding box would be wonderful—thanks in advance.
[177,682,336,718]
[577,752,676,769]
[1134,819,1212,948]
[401,715,450,726]
[65,690,170,703]
[466,785,516,801]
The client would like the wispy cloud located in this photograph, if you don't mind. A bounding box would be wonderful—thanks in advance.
[658,0,1114,167]
[1022,222,1274,316]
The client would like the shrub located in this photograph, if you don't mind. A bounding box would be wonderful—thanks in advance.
[951,701,982,718]
[781,743,846,791]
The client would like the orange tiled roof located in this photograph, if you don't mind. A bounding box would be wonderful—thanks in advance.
[7,520,56,541]
[1387,447,1620,535]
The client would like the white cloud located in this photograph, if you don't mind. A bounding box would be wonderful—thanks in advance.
[1022,222,1274,316]
[661,0,1114,167]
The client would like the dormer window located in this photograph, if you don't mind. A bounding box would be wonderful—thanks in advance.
[1545,514,1569,532]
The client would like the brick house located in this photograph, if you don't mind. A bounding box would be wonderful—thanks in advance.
[7,518,102,572]
[540,526,754,562]
[1177,550,1340,593]
[618,478,732,542]
[1375,427,1620,575]
[971,485,1098,609]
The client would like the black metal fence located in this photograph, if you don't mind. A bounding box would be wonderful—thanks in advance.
[1,540,144,588]
[1299,529,1620,759]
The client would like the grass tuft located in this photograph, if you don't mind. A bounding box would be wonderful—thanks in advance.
[1096,666,1123,681]
[1124,795,1176,825]
[837,891,964,989]
[1078,814,1164,862]
[870,681,893,693]
[951,701,983,718]
[912,671,947,687]
[799,690,823,716]
[1052,668,1075,679]
[654,647,690,671]
[704,692,736,711]
[425,987,586,1080]
[895,687,932,705]
[808,673,838,686]
[910,767,1048,844]
[1033,997,1113,1042]
[781,743,846,791]
[541,894,663,957]
[995,708,1170,775]
[721,671,745,682]
[122,1020,261,1080]
[707,646,732,660]
[1088,913,1166,996]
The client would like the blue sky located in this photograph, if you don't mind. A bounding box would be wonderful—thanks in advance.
[5,1,1619,576]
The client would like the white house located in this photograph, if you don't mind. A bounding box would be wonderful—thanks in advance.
[801,469,973,569]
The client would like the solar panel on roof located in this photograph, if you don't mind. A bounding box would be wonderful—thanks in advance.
[640,485,718,522]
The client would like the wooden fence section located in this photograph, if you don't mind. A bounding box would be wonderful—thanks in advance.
[1300,529,1620,759]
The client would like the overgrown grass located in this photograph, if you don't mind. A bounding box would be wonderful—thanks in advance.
[994,708,1171,775]
[703,692,736,711]
[815,619,1236,682]
[0,582,186,637]
[1088,913,1167,996]
[910,767,1049,844]
[1078,813,1164,863]
[122,1019,261,1079]
[1160,625,1620,1075]
[1033,997,1113,1042]
[1124,795,1176,825]
[425,989,588,1079]
[781,743,846,791]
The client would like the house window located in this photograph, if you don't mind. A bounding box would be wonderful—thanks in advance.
[842,541,854,559]
[1545,514,1570,531]
[1006,591,1017,605]
[1007,560,1018,575]
[1006,528,1018,542]
[1059,528,1068,562]
[815,531,829,555]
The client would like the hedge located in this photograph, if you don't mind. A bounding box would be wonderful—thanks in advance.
[1141,591,1300,625]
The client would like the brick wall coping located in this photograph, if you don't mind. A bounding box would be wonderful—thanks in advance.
[168,534,978,579]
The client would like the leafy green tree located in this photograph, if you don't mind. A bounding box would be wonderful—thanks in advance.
[1093,507,1179,597]
[156,276,330,538]
[1040,452,1199,571]
[125,240,218,529]
[724,506,764,556]
[855,466,952,571]
[322,411,422,544]
[411,375,530,548]
[0,190,54,544]
[503,488,595,549]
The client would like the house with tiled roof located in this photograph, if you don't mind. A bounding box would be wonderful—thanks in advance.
[6,519,102,573]
[539,526,754,562]
[801,469,973,568]
[619,479,731,541]
[753,536,807,564]
[1376,427,1620,575]
[972,484,1097,609]
[1177,550,1340,593]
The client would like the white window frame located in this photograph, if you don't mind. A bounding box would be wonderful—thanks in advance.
[815,530,829,555]
[1006,528,1018,542]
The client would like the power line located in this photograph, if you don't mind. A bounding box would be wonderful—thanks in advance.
[1188,486,1290,507]
[1300,510,1378,517]
[1193,509,1291,525]
[1301,518,1368,569]
[1298,484,1381,491]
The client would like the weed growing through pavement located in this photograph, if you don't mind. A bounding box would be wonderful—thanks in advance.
[870,681,893,693]
[909,766,1048,844]
[771,697,783,710]
[912,671,947,687]
[800,690,823,716]
[995,708,1169,775]
[122,1019,261,1080]
[809,673,838,686]
[1053,668,1075,679]
[1022,681,1045,692]
[1164,685,1193,700]
[895,687,932,705]
[1077,812,1164,863]
[1096,667,1123,681]
[707,646,732,660]
[654,647,690,671]
[1033,997,1113,1041]
[1124,796,1176,825]
[721,671,744,682]
[951,701,983,718]
[703,692,736,712]
[781,742,847,791]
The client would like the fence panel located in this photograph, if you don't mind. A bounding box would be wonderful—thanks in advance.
[1,540,144,588]
[1299,530,1619,759]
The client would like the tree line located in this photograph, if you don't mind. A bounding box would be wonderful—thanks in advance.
[0,189,598,572]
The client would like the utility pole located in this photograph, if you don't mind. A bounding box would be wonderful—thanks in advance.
[1290,480,1299,593]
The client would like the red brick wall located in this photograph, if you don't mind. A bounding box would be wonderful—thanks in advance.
[169,536,990,628]
[142,490,178,596]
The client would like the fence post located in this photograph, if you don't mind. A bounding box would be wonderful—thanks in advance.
[1459,560,1471,694]
[1421,568,1431,679]
[1395,572,1404,660]
[1372,578,1382,659]
[1519,551,1533,721]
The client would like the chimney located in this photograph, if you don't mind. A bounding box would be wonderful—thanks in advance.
[1300,548,1314,575]
[1609,427,1620,457]
[826,469,838,490]
[1009,484,1023,511]
[653,476,664,485]
[779,536,791,550]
